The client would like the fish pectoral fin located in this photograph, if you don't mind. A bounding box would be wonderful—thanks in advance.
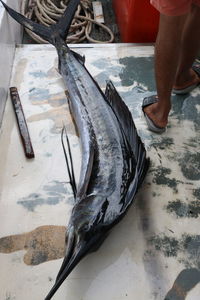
[61,126,77,198]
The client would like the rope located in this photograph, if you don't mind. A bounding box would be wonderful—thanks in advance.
[21,0,114,43]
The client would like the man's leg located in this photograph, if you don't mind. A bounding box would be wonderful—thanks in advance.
[174,4,200,88]
[144,13,186,129]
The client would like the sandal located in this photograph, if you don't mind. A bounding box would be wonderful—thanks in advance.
[173,61,200,95]
[142,95,166,133]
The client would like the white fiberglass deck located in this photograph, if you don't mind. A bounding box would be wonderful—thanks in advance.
[0,44,200,300]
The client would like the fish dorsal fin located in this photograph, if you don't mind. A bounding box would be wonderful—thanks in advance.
[105,81,149,215]
[105,81,142,159]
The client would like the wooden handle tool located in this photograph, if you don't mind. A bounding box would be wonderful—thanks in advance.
[10,87,35,159]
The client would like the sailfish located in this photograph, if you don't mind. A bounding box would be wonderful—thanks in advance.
[0,0,150,299]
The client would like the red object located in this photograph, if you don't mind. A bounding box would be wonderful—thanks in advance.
[112,0,159,43]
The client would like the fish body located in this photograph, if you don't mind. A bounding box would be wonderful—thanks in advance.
[0,1,149,299]
[59,47,124,202]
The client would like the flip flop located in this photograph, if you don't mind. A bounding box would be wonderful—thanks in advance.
[172,61,200,95]
[142,95,166,133]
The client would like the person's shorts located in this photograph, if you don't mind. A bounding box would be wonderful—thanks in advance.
[150,0,200,16]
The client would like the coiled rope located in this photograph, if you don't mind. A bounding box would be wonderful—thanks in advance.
[21,0,114,43]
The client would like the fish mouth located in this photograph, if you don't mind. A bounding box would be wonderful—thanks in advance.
[44,227,85,299]
[44,226,103,300]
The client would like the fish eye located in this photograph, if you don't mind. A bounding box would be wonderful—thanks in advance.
[79,224,88,234]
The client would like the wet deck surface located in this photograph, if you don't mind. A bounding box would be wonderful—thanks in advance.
[0,44,199,300]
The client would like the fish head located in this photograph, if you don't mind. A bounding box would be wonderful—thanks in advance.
[71,194,110,247]
[62,193,110,260]
[45,194,110,299]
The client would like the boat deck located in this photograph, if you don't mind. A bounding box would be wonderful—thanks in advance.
[0,44,199,300]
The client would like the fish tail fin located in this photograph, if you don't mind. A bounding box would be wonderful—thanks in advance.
[0,0,52,43]
[0,0,80,45]
[55,0,80,41]
[61,126,77,198]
